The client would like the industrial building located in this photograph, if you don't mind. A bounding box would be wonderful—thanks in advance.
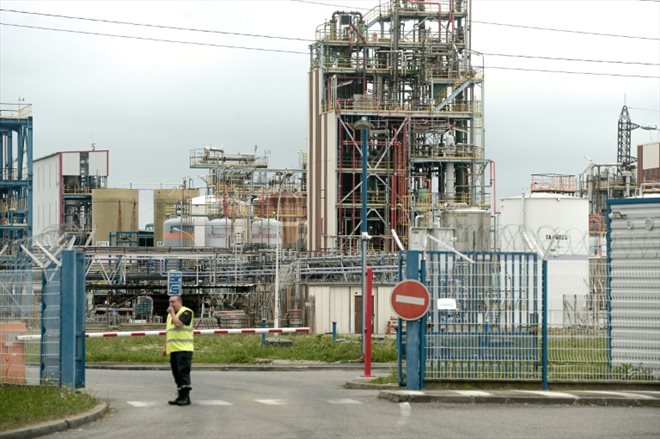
[0,103,33,251]
[307,1,490,254]
[33,149,109,243]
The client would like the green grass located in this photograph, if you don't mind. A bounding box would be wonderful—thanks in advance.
[0,385,97,431]
[85,334,397,364]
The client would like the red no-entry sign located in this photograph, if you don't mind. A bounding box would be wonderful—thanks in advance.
[390,280,430,321]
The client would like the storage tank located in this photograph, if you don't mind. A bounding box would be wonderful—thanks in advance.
[206,218,232,249]
[162,217,195,247]
[250,218,282,247]
[499,193,588,256]
[233,218,249,246]
[499,193,590,325]
[437,208,490,252]
[254,191,306,248]
[153,188,200,245]
[192,216,208,247]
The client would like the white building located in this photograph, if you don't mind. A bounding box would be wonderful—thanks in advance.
[33,150,109,239]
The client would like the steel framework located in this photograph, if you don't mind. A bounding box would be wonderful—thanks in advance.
[308,0,489,254]
[0,103,33,252]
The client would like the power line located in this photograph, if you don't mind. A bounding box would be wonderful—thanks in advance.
[4,6,657,45]
[2,22,658,79]
[0,22,308,55]
[485,65,659,79]
[474,20,659,41]
[479,52,660,67]
[2,10,657,67]
[0,8,314,42]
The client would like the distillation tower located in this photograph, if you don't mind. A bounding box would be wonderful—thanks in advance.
[308,0,489,253]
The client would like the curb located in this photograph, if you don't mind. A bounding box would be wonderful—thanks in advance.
[377,390,660,407]
[0,402,109,439]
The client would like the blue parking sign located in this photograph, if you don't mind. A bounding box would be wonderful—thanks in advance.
[168,271,182,296]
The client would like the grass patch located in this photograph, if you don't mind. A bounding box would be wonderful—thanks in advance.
[0,385,97,431]
[85,334,397,364]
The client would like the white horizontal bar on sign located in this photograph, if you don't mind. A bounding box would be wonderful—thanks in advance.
[15,327,311,342]
[395,295,425,306]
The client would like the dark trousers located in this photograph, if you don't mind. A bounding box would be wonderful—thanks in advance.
[169,351,193,389]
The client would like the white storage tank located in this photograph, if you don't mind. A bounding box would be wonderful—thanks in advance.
[192,216,208,247]
[206,218,232,249]
[163,217,195,247]
[233,218,249,246]
[250,218,282,247]
[499,193,590,326]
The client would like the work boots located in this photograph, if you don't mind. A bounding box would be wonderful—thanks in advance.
[176,387,191,406]
[168,388,183,405]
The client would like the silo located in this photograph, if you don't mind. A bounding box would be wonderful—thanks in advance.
[91,189,139,245]
[499,193,590,325]
[206,218,232,249]
[251,218,282,247]
[437,208,491,252]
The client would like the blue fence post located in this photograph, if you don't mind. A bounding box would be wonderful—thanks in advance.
[541,259,548,390]
[405,250,423,390]
[332,321,337,343]
[261,319,267,346]
[60,249,85,389]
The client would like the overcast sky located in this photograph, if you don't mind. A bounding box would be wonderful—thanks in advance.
[1,0,659,227]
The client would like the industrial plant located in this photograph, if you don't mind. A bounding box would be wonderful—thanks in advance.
[1,1,659,377]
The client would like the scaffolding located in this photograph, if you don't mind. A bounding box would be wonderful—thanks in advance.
[0,103,33,253]
[308,0,490,254]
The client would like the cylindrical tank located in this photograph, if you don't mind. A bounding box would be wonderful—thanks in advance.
[163,217,195,247]
[437,208,491,252]
[250,218,282,247]
[206,218,232,249]
[192,216,208,247]
[233,218,249,246]
[499,193,589,256]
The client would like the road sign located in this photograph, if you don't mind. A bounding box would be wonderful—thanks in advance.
[167,270,182,296]
[390,279,430,321]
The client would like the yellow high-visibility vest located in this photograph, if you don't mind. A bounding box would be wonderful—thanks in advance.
[166,306,194,354]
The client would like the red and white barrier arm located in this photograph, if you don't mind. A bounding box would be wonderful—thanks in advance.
[15,327,311,342]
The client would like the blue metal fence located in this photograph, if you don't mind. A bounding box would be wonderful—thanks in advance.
[400,251,541,384]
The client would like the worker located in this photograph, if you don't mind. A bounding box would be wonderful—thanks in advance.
[161,295,194,406]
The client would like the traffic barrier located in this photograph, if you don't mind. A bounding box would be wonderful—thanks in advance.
[15,327,311,342]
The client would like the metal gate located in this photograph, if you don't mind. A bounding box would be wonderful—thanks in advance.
[403,251,540,382]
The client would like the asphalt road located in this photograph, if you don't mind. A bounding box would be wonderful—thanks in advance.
[46,369,659,439]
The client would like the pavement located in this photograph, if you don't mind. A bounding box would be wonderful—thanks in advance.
[3,363,659,439]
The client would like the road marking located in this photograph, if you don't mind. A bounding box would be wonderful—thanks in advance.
[126,401,159,407]
[585,391,654,400]
[255,399,287,405]
[197,400,233,406]
[395,295,425,306]
[454,390,493,397]
[327,398,363,405]
[517,391,578,398]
